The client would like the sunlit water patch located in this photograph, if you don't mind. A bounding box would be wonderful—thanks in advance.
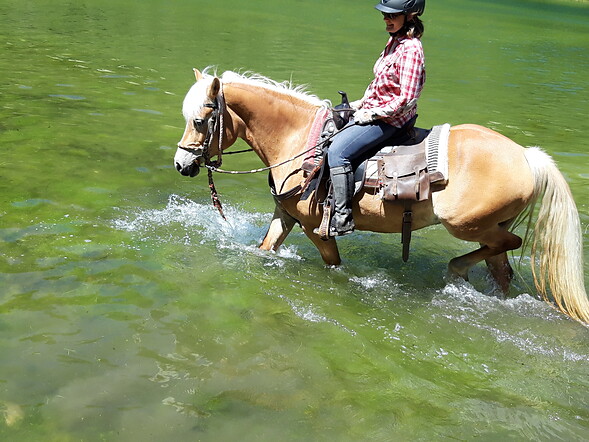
[279,294,357,336]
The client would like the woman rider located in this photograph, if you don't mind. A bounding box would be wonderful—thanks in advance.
[323,0,426,237]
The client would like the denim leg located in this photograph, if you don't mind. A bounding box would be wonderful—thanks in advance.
[327,121,398,169]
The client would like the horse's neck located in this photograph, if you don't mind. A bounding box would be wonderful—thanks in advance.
[224,83,319,176]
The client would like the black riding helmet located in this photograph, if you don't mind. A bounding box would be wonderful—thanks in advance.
[375,0,425,15]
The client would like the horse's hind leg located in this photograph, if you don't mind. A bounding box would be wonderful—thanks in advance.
[259,202,298,252]
[448,228,522,292]
[485,252,514,293]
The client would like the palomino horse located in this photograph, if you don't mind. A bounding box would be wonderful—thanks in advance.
[174,68,589,324]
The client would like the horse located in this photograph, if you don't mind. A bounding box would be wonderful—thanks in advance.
[173,68,589,325]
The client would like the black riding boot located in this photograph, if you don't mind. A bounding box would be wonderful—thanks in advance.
[329,165,355,236]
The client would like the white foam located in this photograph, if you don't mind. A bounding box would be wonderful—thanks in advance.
[112,194,302,261]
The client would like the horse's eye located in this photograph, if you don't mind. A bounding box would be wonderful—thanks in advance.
[193,118,205,130]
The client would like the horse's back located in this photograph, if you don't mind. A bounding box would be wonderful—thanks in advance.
[433,124,535,235]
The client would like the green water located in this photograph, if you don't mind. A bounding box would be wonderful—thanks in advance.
[1,0,588,440]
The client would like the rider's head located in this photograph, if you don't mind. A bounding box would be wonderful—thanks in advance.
[375,0,425,38]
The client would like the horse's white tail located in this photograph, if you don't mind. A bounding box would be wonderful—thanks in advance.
[523,147,589,324]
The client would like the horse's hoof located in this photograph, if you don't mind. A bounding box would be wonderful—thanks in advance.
[448,260,469,281]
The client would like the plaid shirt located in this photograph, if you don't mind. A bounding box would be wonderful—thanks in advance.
[360,36,425,128]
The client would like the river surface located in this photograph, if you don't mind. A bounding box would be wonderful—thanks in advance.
[1,0,588,440]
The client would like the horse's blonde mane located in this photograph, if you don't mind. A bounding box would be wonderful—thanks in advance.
[203,66,329,108]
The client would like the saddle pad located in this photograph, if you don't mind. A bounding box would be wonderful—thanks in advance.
[355,123,451,194]
[302,107,331,172]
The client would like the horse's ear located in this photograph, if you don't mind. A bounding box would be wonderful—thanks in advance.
[193,68,203,81]
[208,77,220,99]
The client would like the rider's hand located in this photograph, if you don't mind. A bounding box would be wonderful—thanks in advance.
[354,109,378,125]
[349,99,363,110]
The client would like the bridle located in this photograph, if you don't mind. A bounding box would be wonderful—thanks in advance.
[177,84,229,219]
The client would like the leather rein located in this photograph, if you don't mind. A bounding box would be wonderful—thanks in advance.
[181,83,353,219]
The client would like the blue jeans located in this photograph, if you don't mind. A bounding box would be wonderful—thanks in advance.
[327,120,399,169]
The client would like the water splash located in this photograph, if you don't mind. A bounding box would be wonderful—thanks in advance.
[112,194,301,260]
[435,281,559,322]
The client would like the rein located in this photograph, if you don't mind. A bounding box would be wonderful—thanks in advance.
[204,143,321,175]
[200,85,227,220]
[196,84,354,218]
[203,114,356,175]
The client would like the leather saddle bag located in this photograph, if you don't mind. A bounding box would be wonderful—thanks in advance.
[377,142,430,202]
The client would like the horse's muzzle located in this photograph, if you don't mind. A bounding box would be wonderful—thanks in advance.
[175,159,201,177]
[174,145,202,177]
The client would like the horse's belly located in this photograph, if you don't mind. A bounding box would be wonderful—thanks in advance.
[355,194,438,233]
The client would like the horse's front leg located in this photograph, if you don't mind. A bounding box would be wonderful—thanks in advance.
[259,202,298,252]
[260,201,341,266]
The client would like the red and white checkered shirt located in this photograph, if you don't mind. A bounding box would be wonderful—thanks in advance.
[360,36,425,128]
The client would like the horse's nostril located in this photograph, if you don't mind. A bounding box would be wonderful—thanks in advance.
[175,162,182,172]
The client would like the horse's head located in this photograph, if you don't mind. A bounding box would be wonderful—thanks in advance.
[174,69,221,177]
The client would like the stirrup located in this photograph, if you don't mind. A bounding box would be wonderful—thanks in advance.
[313,197,333,241]
[313,205,355,239]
